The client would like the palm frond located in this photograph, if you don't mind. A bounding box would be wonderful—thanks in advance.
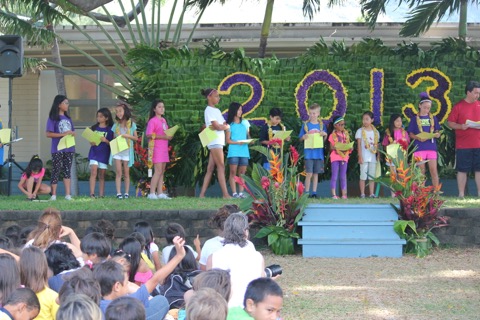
[302,0,320,20]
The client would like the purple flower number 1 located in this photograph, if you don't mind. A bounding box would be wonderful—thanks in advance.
[218,72,265,126]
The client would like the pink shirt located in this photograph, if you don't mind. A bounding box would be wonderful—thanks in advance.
[146,116,169,163]
[21,167,45,182]
[328,131,350,162]
[382,129,410,146]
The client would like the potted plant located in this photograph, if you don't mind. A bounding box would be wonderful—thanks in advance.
[236,142,308,255]
[375,141,449,257]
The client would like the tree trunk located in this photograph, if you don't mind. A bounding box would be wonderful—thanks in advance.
[458,0,468,39]
[258,0,274,58]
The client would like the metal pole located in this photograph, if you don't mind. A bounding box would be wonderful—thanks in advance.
[7,77,12,196]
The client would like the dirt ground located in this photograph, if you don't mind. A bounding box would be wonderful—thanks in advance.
[265,247,480,320]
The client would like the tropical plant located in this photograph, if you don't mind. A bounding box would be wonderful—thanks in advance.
[236,144,308,255]
[374,141,448,257]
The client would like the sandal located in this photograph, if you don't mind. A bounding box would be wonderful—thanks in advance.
[332,195,339,199]
[342,195,348,199]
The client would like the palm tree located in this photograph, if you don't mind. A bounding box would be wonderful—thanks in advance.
[360,0,478,39]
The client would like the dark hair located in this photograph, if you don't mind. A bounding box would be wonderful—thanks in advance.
[45,243,80,275]
[118,237,142,282]
[269,107,283,118]
[200,88,216,98]
[388,113,402,138]
[93,260,126,297]
[5,225,21,248]
[465,81,480,94]
[22,155,43,179]
[0,253,21,306]
[80,232,111,261]
[84,226,103,235]
[105,296,146,320]
[20,246,48,293]
[168,246,198,282]
[58,275,102,305]
[222,212,248,248]
[192,269,231,302]
[165,223,186,245]
[362,111,374,119]
[0,236,12,250]
[48,94,70,121]
[96,219,115,242]
[19,225,35,246]
[243,278,283,307]
[327,115,343,135]
[115,103,132,122]
[133,221,154,260]
[130,232,146,249]
[4,287,40,311]
[226,102,242,124]
[92,107,114,131]
[148,99,165,120]
[209,204,240,231]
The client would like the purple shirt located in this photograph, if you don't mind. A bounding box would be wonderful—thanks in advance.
[407,114,440,152]
[88,126,114,164]
[46,115,75,153]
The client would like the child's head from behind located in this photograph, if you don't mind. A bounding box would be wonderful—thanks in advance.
[45,243,80,276]
[209,204,240,232]
[56,294,102,320]
[80,232,111,263]
[165,223,186,245]
[29,207,62,249]
[105,296,145,320]
[97,107,114,127]
[186,287,227,320]
[20,246,48,293]
[168,246,197,274]
[308,103,321,120]
[58,273,102,305]
[362,111,374,127]
[0,253,21,306]
[93,260,128,298]
[244,278,283,320]
[3,288,40,320]
[269,108,283,126]
[192,269,231,302]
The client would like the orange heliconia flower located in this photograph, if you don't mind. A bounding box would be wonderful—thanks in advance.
[269,150,284,183]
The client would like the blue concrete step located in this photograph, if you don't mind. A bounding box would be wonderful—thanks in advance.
[298,203,405,258]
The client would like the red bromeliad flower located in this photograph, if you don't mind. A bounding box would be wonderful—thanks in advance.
[289,145,299,166]
[297,181,305,196]
[398,139,409,151]
[261,176,270,190]
[267,138,283,148]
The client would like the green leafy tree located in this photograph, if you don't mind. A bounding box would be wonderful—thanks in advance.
[360,0,478,38]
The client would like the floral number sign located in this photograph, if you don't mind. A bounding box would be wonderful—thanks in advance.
[370,68,384,126]
[403,68,453,123]
[294,70,348,124]
[218,72,265,126]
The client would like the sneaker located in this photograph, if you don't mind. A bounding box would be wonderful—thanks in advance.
[49,195,57,201]
[232,193,239,198]
[90,194,96,199]
[369,194,377,198]
[308,193,317,199]
[238,192,247,199]
[116,193,123,199]
[124,193,129,199]
[157,193,171,200]
[65,195,73,201]
[332,195,339,199]
[360,194,366,199]
[342,195,348,199]
[147,193,158,200]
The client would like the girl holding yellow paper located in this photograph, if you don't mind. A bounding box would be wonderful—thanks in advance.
[146,99,172,200]
[45,95,75,201]
[110,102,138,199]
[328,116,352,199]
[407,92,441,187]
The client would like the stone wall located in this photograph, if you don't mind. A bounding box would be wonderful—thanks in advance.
[434,208,480,247]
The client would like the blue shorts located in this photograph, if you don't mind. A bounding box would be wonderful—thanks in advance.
[228,157,249,166]
[305,159,324,174]
[455,148,480,172]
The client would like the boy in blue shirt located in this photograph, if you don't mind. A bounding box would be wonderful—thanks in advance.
[299,103,327,198]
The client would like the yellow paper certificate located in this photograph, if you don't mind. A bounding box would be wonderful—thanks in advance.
[416,132,435,140]
[110,136,129,155]
[81,127,102,146]
[466,119,480,129]
[273,130,292,140]
[304,133,324,149]
[165,125,179,137]
[237,139,255,144]
[199,127,218,147]
[335,141,354,151]
[0,128,11,143]
[386,143,400,158]
[57,135,76,150]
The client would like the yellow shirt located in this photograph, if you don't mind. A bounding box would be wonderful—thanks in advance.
[35,287,59,320]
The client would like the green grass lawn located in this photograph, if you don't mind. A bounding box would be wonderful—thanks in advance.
[0,195,477,211]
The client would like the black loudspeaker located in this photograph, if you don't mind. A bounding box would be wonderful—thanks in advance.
[0,35,23,78]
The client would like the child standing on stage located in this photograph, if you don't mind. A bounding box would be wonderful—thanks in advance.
[88,108,114,198]
[225,102,251,199]
[110,101,138,199]
[198,88,231,199]
[18,155,51,200]
[146,99,172,200]
[328,116,352,199]
[299,103,327,198]
[355,111,380,198]
[407,92,441,187]
[259,107,289,170]
[46,95,75,201]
